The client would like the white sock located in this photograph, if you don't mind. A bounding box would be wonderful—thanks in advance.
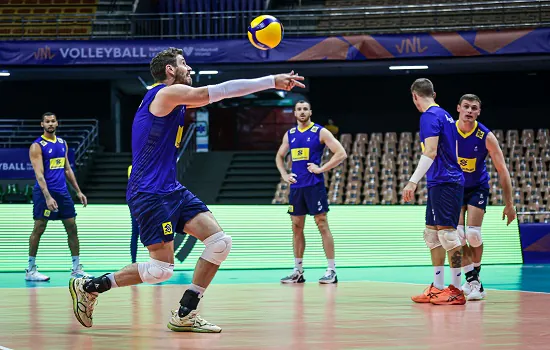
[294,258,303,272]
[451,268,462,289]
[107,273,119,288]
[189,283,206,297]
[28,256,36,270]
[327,259,335,271]
[433,266,444,290]
[72,256,80,270]
[473,262,481,268]
[463,263,474,273]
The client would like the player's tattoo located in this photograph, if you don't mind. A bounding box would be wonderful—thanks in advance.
[450,250,462,268]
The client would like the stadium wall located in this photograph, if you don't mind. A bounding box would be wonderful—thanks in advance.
[0,205,522,272]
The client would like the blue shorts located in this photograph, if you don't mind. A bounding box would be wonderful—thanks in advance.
[128,188,210,247]
[426,183,463,228]
[288,182,329,216]
[33,188,76,221]
[463,186,490,212]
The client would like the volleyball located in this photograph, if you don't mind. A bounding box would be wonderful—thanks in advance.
[247,15,284,50]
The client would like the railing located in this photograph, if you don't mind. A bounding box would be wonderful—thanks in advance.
[176,123,197,181]
[1,0,549,39]
[0,119,99,165]
[518,210,550,224]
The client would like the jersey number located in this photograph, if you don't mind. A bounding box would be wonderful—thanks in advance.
[175,125,184,148]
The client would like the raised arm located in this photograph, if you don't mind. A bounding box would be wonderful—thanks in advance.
[151,72,305,116]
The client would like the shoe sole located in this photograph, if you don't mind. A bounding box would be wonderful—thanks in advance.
[167,322,222,333]
[69,278,92,328]
[281,280,305,284]
[25,277,50,281]
[319,277,338,284]
[430,300,467,305]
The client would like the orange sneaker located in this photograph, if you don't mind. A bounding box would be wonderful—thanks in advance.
[411,283,444,303]
[430,284,466,305]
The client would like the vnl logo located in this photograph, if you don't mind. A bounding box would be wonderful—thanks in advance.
[33,46,56,60]
[174,232,197,263]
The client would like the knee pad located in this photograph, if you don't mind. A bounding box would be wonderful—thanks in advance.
[138,258,174,284]
[423,228,441,250]
[457,225,466,246]
[437,229,462,251]
[201,231,232,265]
[466,226,483,248]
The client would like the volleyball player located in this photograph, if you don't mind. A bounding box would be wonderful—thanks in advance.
[68,47,305,332]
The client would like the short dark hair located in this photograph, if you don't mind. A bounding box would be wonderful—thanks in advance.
[150,47,183,82]
[458,94,481,106]
[294,100,311,110]
[41,112,56,122]
[410,78,435,98]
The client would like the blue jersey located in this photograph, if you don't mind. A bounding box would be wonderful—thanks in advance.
[456,120,490,189]
[127,84,186,201]
[288,122,325,188]
[33,135,68,192]
[419,104,464,188]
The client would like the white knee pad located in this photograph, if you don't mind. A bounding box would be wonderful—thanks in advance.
[466,226,483,248]
[424,228,441,250]
[138,258,174,284]
[200,231,232,265]
[437,229,462,251]
[457,225,466,246]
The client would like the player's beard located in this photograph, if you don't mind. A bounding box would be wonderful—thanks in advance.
[44,126,56,134]
[174,67,192,86]
[297,114,311,123]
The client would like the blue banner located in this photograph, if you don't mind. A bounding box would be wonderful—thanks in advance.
[0,148,75,179]
[1,28,549,65]
[519,223,550,264]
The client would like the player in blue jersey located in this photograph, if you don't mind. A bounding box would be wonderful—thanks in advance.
[403,78,467,305]
[276,101,347,284]
[454,94,516,300]
[27,112,90,281]
[69,47,305,332]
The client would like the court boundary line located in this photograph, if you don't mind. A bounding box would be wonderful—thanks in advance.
[0,345,14,350]
[2,279,550,294]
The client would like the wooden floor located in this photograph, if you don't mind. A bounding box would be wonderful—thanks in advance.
[1,281,550,350]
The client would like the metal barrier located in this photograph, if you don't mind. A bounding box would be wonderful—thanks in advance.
[176,123,196,181]
[0,0,549,39]
[0,119,99,165]
[518,210,550,223]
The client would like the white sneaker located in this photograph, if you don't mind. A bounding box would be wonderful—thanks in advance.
[25,265,50,281]
[462,281,472,296]
[280,269,305,284]
[71,264,93,278]
[319,269,338,284]
[69,277,98,328]
[466,281,485,301]
[167,309,222,333]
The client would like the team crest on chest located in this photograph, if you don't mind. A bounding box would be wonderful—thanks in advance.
[311,126,319,133]
[476,129,485,139]
[290,128,296,134]
[40,140,47,147]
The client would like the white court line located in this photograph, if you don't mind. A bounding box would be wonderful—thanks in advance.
[0,345,14,350]
[1,279,550,294]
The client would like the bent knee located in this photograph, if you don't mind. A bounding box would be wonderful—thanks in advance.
[200,231,232,265]
[138,258,174,284]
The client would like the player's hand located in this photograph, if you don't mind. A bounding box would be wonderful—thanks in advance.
[274,71,306,91]
[282,173,297,184]
[307,163,323,174]
[402,182,418,203]
[77,192,88,207]
[46,197,58,212]
[503,204,516,226]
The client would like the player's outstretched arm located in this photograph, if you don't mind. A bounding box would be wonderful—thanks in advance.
[486,132,516,225]
[276,133,296,184]
[307,128,347,174]
[152,72,305,115]
[64,147,87,207]
[402,136,438,202]
[29,143,56,210]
